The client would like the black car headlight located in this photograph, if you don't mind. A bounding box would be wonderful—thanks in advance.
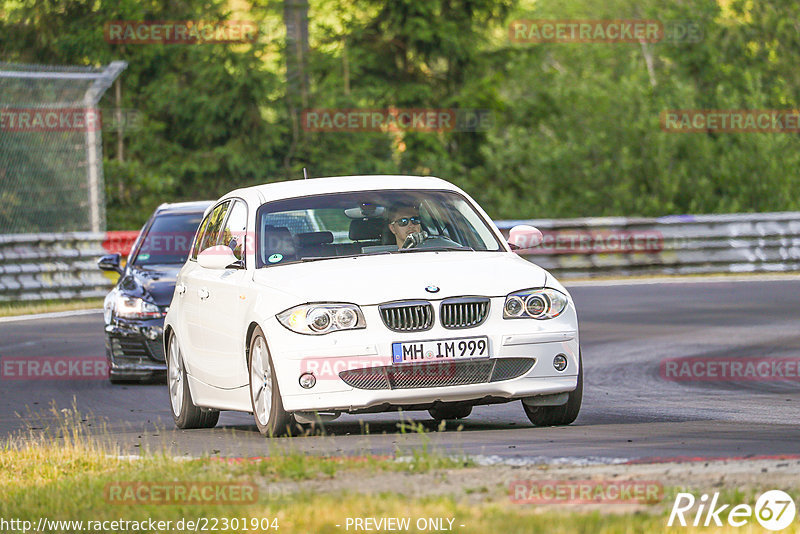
[115,295,164,319]
[503,288,568,319]
[277,304,366,335]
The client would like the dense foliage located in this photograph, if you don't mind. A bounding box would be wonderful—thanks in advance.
[1,0,799,229]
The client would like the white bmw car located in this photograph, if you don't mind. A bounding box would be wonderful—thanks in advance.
[163,175,581,435]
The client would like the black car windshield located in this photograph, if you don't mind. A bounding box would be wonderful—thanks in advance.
[256,189,502,267]
[132,212,204,266]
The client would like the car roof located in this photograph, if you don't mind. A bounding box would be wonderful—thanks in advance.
[221,175,461,205]
[154,200,215,215]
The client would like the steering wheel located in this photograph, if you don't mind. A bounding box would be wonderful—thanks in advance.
[402,232,464,250]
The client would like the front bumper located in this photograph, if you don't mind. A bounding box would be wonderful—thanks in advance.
[265,297,580,413]
[105,319,167,377]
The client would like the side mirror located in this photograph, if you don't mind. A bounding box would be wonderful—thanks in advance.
[197,245,241,270]
[98,253,123,274]
[508,224,543,251]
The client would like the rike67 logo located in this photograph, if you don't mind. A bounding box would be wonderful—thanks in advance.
[668,490,796,531]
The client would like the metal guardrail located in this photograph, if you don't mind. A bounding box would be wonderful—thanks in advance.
[0,233,112,302]
[1,212,799,301]
[496,211,800,277]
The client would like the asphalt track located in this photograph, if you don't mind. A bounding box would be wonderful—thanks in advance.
[1,278,799,462]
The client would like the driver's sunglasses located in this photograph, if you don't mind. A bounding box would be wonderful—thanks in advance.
[392,216,421,227]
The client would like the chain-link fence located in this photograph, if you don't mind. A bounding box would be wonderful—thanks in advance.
[0,61,126,233]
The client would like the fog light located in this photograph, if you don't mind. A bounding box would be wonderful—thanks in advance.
[142,326,162,340]
[553,354,568,372]
[299,372,316,389]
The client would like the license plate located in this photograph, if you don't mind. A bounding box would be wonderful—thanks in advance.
[392,336,489,364]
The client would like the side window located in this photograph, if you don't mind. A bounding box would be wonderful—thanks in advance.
[197,201,231,256]
[220,200,248,260]
[190,215,211,260]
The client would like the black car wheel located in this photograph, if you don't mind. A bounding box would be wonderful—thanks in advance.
[522,352,583,427]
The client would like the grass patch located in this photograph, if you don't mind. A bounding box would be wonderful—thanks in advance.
[5,435,799,533]
[5,437,770,534]
[0,298,104,318]
[7,406,795,533]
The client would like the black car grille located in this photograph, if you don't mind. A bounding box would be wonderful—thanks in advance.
[379,301,434,332]
[110,336,165,362]
[440,297,490,329]
[339,357,536,390]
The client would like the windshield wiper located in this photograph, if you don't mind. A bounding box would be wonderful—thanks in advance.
[299,251,392,262]
[395,246,474,253]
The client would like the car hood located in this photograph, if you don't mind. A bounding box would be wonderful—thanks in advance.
[118,264,181,307]
[251,252,547,304]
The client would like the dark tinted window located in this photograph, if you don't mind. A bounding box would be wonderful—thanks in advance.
[132,212,204,266]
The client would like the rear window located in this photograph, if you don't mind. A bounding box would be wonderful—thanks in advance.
[132,212,204,266]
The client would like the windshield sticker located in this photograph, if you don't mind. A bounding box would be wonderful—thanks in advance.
[268,253,283,263]
[137,253,150,261]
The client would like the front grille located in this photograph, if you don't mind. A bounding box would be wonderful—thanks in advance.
[110,336,165,362]
[339,357,536,390]
[379,301,434,332]
[112,337,149,358]
[440,297,490,329]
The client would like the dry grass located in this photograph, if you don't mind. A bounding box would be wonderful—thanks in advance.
[0,298,104,318]
[3,405,797,533]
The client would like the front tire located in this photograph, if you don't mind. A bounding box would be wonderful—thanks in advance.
[522,352,583,427]
[248,327,295,436]
[167,333,219,429]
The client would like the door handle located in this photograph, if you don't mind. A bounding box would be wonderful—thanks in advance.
[198,287,210,300]
[176,283,186,296]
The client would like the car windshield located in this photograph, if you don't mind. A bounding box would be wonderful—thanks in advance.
[132,212,204,266]
[256,189,502,267]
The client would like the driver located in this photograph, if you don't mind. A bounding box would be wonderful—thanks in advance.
[387,203,426,248]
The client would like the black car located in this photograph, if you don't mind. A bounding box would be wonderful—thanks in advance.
[98,201,213,383]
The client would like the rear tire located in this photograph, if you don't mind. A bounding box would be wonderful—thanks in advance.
[429,403,472,421]
[248,327,296,436]
[167,333,219,429]
[522,352,583,427]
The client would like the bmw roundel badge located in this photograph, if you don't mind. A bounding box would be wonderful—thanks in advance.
[425,285,440,293]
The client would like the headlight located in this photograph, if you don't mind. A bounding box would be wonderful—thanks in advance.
[277,304,366,335]
[115,295,163,319]
[503,288,568,319]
